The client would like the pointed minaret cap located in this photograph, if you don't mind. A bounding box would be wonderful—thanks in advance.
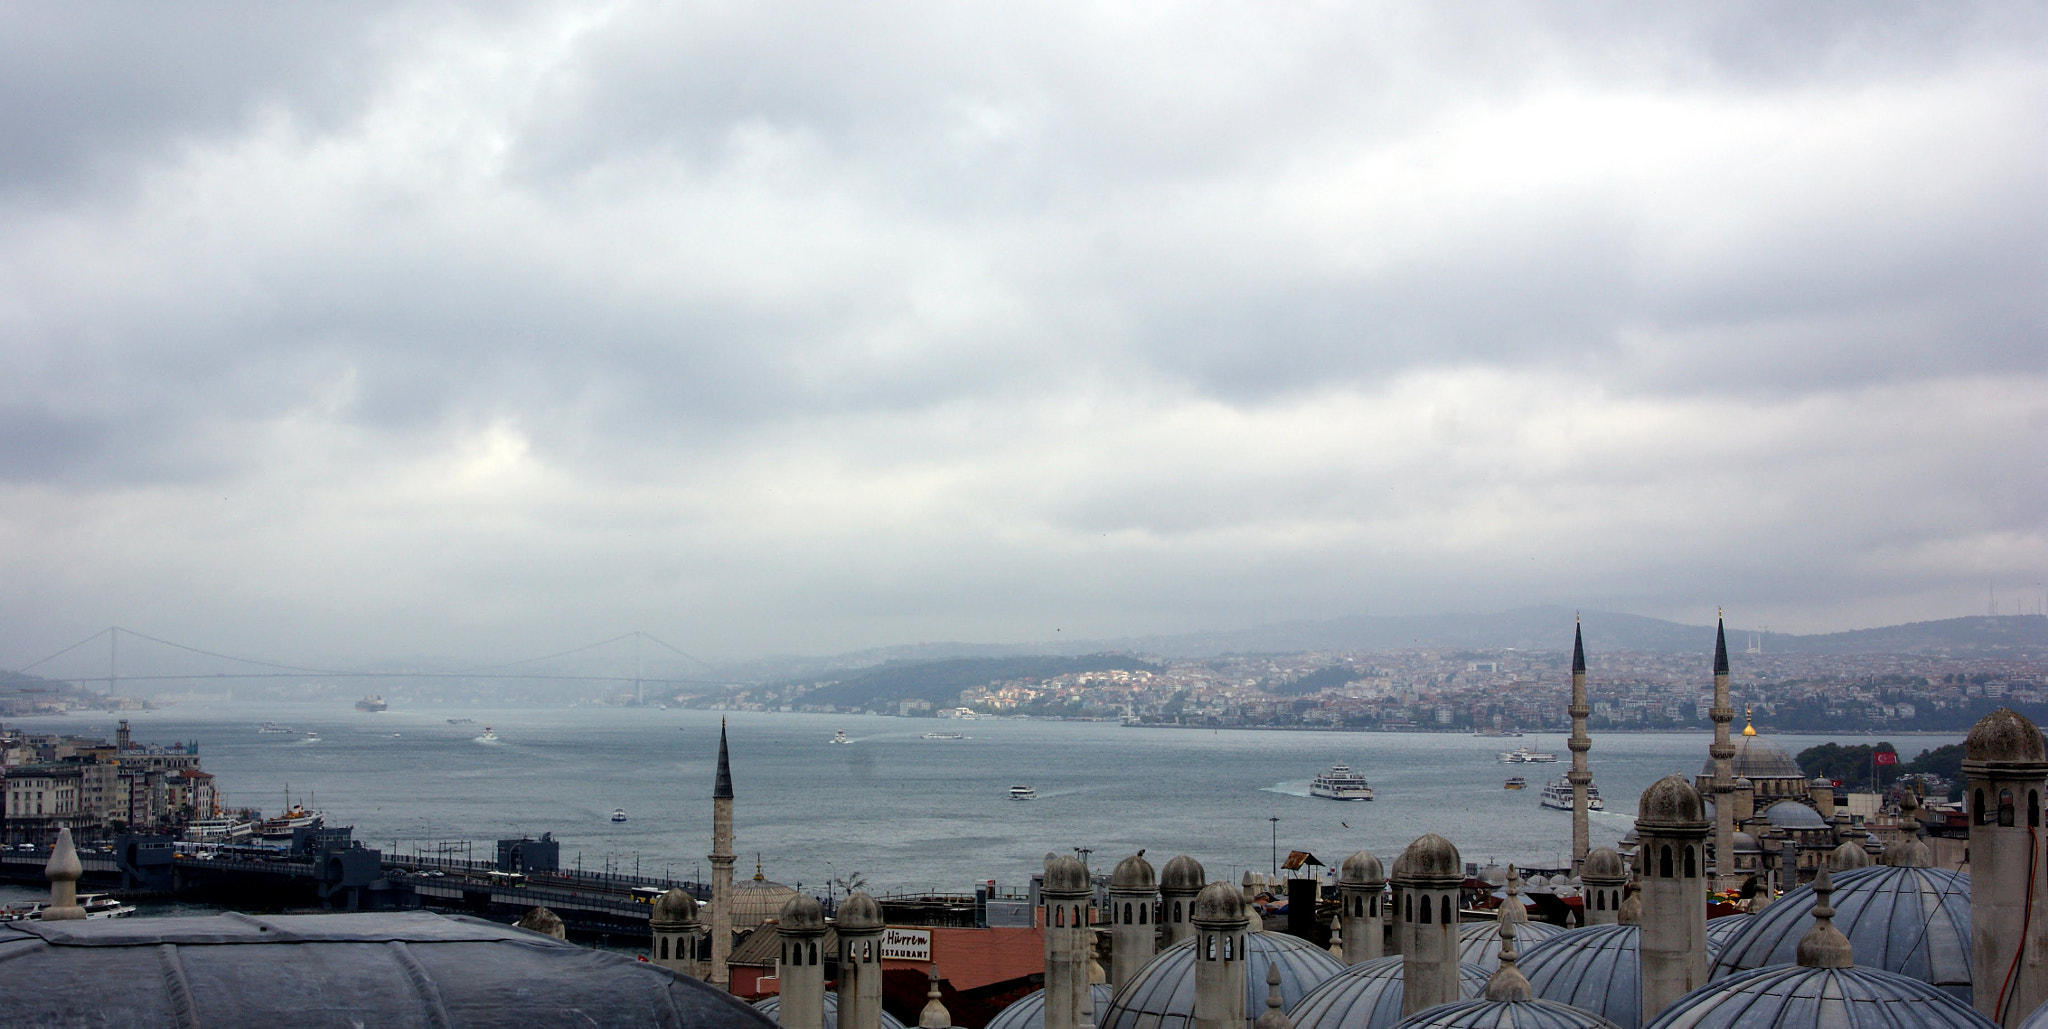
[1254,963,1294,1029]
[1483,869,1532,1002]
[919,968,952,1029]
[1572,618,1586,674]
[1795,865,1853,968]
[40,828,85,921]
[1714,612,1730,675]
[1500,865,1527,924]
[714,718,734,799]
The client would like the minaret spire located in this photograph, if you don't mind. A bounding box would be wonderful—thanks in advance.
[1708,610,1737,891]
[1567,616,1593,874]
[1484,866,1532,1002]
[708,718,737,990]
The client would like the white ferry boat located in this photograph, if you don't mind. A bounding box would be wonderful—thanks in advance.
[611,808,628,822]
[831,729,851,745]
[1497,746,1558,763]
[1009,785,1037,800]
[478,726,498,742]
[922,731,966,740]
[257,722,296,734]
[1538,777,1604,811]
[1309,764,1375,801]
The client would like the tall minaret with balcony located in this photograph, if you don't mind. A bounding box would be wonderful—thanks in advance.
[709,720,737,990]
[1707,613,1737,890]
[1567,618,1593,874]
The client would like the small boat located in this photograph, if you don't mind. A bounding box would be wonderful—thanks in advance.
[831,729,851,744]
[611,808,628,822]
[479,726,498,742]
[304,732,320,742]
[1498,747,1557,763]
[923,731,966,740]
[1009,785,1037,800]
[1504,776,1528,790]
[78,894,136,919]
[1538,777,1604,811]
[447,718,475,725]
[1309,764,1375,801]
[257,722,296,734]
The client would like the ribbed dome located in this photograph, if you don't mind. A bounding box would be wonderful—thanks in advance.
[1045,855,1092,894]
[986,984,1116,1029]
[1162,855,1207,893]
[1965,708,2047,763]
[1708,864,1971,1001]
[1341,850,1386,886]
[1762,801,1828,829]
[779,893,826,930]
[1703,915,1751,951]
[1581,849,1626,883]
[1640,965,1995,1029]
[837,891,884,931]
[1391,997,1623,1029]
[1697,733,1806,781]
[1287,956,1490,1029]
[1394,834,1463,883]
[1100,932,1345,1029]
[1731,832,1761,854]
[732,877,802,930]
[755,992,909,1029]
[1637,776,1704,826]
[1193,881,1250,925]
[1113,853,1158,891]
[1457,920,1569,973]
[1520,925,1642,1028]
[651,888,700,925]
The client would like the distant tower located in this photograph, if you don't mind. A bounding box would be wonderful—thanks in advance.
[1579,847,1627,926]
[1708,614,1738,890]
[709,720,737,990]
[1109,851,1159,990]
[1191,881,1251,1029]
[1964,707,2048,1026]
[115,720,131,752]
[1042,854,1094,1029]
[650,888,703,977]
[837,892,886,1029]
[1393,833,1463,1015]
[1337,849,1386,963]
[1636,775,1710,1022]
[777,894,828,1029]
[1160,854,1206,948]
[1567,618,1594,874]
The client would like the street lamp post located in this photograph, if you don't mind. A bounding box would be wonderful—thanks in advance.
[1269,817,1280,879]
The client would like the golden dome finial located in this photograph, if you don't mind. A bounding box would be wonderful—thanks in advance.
[1742,707,1757,736]
[754,854,766,881]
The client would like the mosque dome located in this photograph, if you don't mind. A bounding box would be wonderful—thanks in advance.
[985,984,1115,1029]
[1639,965,1994,1029]
[837,891,884,931]
[1697,734,1805,781]
[1703,915,1751,951]
[1100,932,1346,1029]
[0,911,775,1028]
[1288,955,1490,1029]
[1638,776,1705,826]
[1341,850,1385,885]
[1827,841,1873,871]
[1581,848,1627,883]
[779,893,826,930]
[1762,801,1829,830]
[1519,925,1642,1028]
[1162,855,1206,893]
[652,888,701,926]
[1390,997,1623,1029]
[1707,864,1971,1000]
[731,871,802,930]
[1045,855,1092,895]
[1113,852,1158,891]
[1393,834,1463,883]
[1731,832,1761,855]
[1458,921,1569,972]
[755,992,909,1029]
[1479,864,1508,887]
[1193,881,1250,925]
[1965,708,2048,763]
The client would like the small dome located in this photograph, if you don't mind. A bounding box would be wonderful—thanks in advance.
[1394,834,1463,883]
[1581,849,1626,883]
[1641,965,1993,1029]
[651,888,699,926]
[1341,850,1386,886]
[1391,997,1623,1029]
[1479,864,1508,887]
[1162,854,1207,893]
[1883,837,1934,868]
[1708,864,1972,1001]
[1193,881,1250,925]
[1520,925,1642,1028]
[756,992,910,1029]
[1733,776,1753,790]
[985,984,1115,1029]
[1287,955,1490,1029]
[1965,708,2047,764]
[1113,852,1157,891]
[1827,841,1873,871]
[1762,801,1829,830]
[1458,920,1569,973]
[837,891,884,931]
[1044,855,1091,895]
[779,893,825,930]
[731,876,802,930]
[1101,932,1346,1029]
[1638,776,1706,826]
[1732,832,1761,854]
[1698,734,1806,781]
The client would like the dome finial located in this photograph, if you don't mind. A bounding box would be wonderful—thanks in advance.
[1254,963,1293,1029]
[1742,707,1756,737]
[1795,865,1854,968]
[1483,865,1533,1001]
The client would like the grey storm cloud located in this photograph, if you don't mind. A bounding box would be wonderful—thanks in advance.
[1,1,2044,664]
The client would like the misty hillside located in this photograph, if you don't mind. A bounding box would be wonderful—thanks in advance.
[788,654,1162,710]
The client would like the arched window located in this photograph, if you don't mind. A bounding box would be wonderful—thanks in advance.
[2001,789,2017,828]
[1207,935,1218,960]
[660,936,670,960]
[1685,845,1697,878]
[1124,902,1133,925]
[1595,892,1605,911]
[809,941,818,965]
[1055,906,1065,927]
[1659,845,1673,878]
[1441,896,1452,925]
[1175,901,1183,922]
[1976,788,1989,824]
[1370,896,1379,917]
[1421,894,1432,924]
[1223,935,1233,960]
[1405,894,1414,923]
[2033,790,2041,829]
[1140,903,1148,924]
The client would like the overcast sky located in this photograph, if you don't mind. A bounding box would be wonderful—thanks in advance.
[4,2,2045,668]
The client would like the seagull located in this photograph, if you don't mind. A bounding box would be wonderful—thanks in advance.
[1341,821,1350,829]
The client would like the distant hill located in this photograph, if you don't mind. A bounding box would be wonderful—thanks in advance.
[1755,616,2048,657]
[788,654,1163,710]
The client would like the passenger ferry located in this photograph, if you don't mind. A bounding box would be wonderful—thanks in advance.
[256,722,296,734]
[831,729,851,745]
[1309,764,1375,801]
[355,695,389,712]
[611,808,628,822]
[1504,776,1529,790]
[1497,746,1557,763]
[1538,777,1604,811]
[1009,785,1037,800]
[478,726,498,742]
[922,731,966,740]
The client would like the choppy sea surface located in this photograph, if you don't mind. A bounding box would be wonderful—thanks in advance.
[11,704,1962,899]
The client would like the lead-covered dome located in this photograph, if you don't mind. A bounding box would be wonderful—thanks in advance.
[837,891,884,930]
[1638,776,1705,826]
[1113,852,1158,891]
[1762,801,1828,830]
[1581,848,1627,883]
[1391,996,1623,1029]
[1394,834,1463,883]
[779,893,825,930]
[1193,880,1250,925]
[755,992,909,1029]
[1703,915,1751,951]
[1697,734,1805,781]
[1520,925,1642,1028]
[1458,920,1569,973]
[985,984,1115,1029]
[732,874,802,930]
[1342,850,1386,886]
[652,888,700,926]
[1965,708,2048,764]
[1288,955,1490,1029]
[1708,864,1971,1000]
[1101,932,1345,1029]
[1045,855,1092,894]
[1640,965,1994,1029]
[1162,855,1207,893]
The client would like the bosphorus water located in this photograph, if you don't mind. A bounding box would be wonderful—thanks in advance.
[30,703,1962,897]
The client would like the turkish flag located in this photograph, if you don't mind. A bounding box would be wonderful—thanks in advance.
[1874,751,1898,766]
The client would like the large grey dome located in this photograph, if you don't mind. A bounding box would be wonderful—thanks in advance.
[1162,855,1207,893]
[653,887,701,925]
[1520,925,1642,1028]
[1581,849,1626,883]
[1457,920,1569,972]
[1761,800,1829,830]
[1342,850,1386,885]
[1702,914,1751,951]
[838,891,884,930]
[1640,965,1995,1029]
[1394,834,1463,883]
[756,992,910,1029]
[1101,932,1345,1029]
[1193,880,1250,924]
[1965,708,2048,764]
[780,893,826,930]
[1637,776,1705,826]
[1289,956,1489,1029]
[1114,852,1158,891]
[1708,864,1972,1001]
[732,874,802,929]
[1045,855,1092,894]
[985,984,1116,1029]
[1391,997,1623,1029]
[1697,734,1805,781]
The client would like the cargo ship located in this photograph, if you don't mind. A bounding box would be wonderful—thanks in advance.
[355,695,389,712]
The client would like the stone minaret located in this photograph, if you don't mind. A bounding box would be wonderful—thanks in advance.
[837,892,886,1029]
[1964,707,2048,1027]
[1109,851,1159,990]
[1337,849,1385,963]
[1567,619,1594,874]
[1042,854,1094,1029]
[777,894,828,1029]
[650,888,703,977]
[1636,775,1710,1023]
[1392,833,1463,1015]
[1579,847,1627,926]
[1160,854,1206,948]
[1191,881,1251,1029]
[709,719,737,990]
[41,828,86,921]
[1708,615,1737,891]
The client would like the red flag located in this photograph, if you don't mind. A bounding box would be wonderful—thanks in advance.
[1874,751,1898,766]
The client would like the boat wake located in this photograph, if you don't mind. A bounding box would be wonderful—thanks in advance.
[1261,781,1314,798]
